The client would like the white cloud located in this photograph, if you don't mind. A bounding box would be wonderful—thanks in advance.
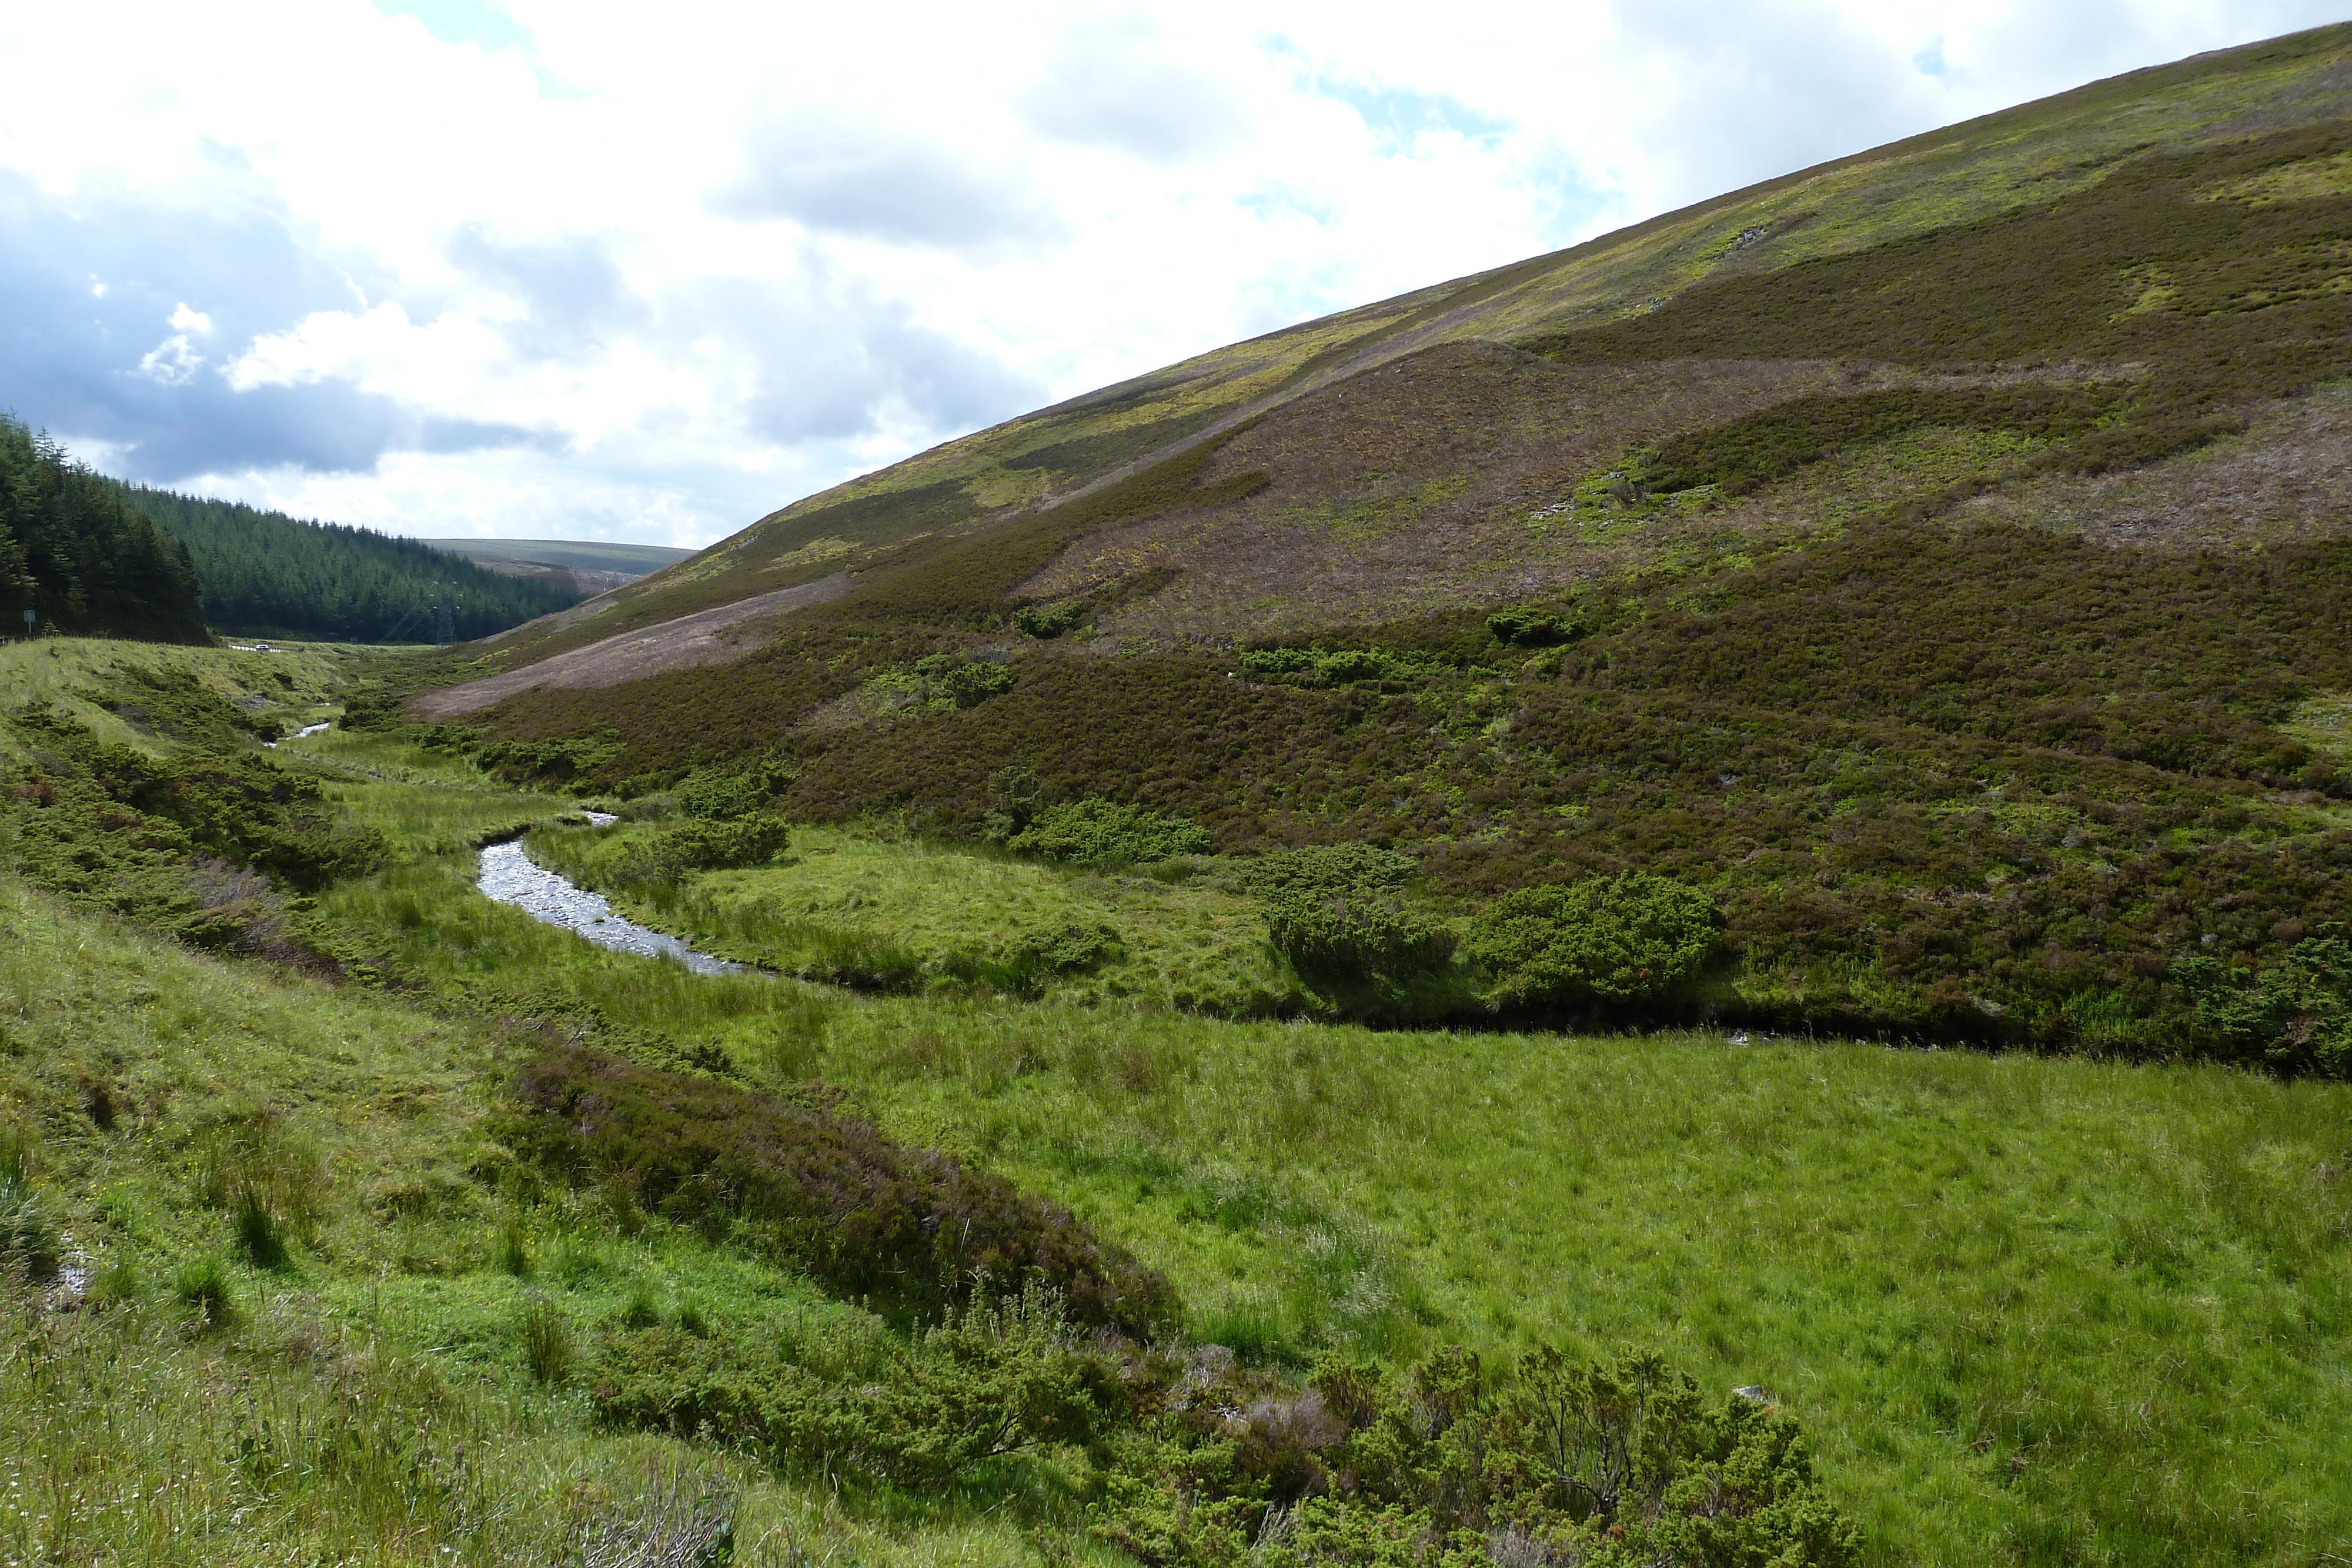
[2,0,2343,546]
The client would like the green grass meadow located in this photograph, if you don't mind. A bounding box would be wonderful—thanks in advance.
[4,650,2351,1565]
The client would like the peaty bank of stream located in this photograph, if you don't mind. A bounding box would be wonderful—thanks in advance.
[475,824,752,976]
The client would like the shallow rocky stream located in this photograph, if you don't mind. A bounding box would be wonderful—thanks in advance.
[474,820,751,976]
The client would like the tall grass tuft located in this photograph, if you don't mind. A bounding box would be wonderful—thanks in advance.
[0,1125,61,1282]
[496,1218,534,1277]
[520,1298,574,1385]
[193,1112,328,1249]
[172,1256,237,1331]
[233,1186,290,1270]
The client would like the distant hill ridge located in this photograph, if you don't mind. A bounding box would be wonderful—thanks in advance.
[419,539,698,599]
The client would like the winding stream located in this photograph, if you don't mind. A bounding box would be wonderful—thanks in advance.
[475,821,752,976]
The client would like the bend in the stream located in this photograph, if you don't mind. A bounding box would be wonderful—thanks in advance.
[475,824,752,977]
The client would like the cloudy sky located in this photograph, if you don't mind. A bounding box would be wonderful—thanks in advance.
[1,1,2342,547]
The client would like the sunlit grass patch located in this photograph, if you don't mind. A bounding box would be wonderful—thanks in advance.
[319,775,576,855]
[0,636,355,756]
[536,823,1307,1014]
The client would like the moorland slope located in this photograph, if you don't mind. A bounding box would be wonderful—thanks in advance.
[412,24,2352,1058]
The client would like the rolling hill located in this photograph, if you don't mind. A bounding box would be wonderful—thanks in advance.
[417,537,697,597]
[410,25,2352,1058]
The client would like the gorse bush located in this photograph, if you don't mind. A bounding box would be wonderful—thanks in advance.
[1243,845,1420,898]
[1007,798,1212,866]
[6,703,388,904]
[594,1282,1107,1487]
[907,653,1018,709]
[1005,916,1122,976]
[498,1048,1175,1335]
[1466,873,1722,1010]
[2173,929,2352,1076]
[1012,600,1087,639]
[1250,845,1453,981]
[1265,890,1456,981]
[1094,1344,1857,1568]
[605,817,793,887]
[673,765,779,821]
[1486,607,1581,647]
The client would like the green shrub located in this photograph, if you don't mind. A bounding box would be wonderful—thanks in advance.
[908,654,1018,709]
[981,764,1043,842]
[1007,798,1212,865]
[1243,844,1419,898]
[1094,1345,1857,1568]
[1248,845,1451,980]
[1005,917,1122,975]
[499,1048,1175,1335]
[5,704,389,895]
[1265,889,1455,980]
[1013,601,1087,639]
[674,767,774,821]
[609,817,793,886]
[1465,872,1722,1009]
[1486,607,1579,647]
[593,1283,1105,1487]
[2172,930,2352,1075]
[0,1130,60,1283]
[172,1256,236,1330]
[336,690,407,731]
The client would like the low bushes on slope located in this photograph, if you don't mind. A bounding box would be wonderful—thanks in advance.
[1004,797,1212,866]
[3,702,385,952]
[593,1284,1111,1487]
[1096,1345,1857,1568]
[1247,845,1455,981]
[2174,928,2352,1075]
[598,816,794,887]
[496,1047,1175,1335]
[586,1284,1862,1566]
[1464,872,1722,1011]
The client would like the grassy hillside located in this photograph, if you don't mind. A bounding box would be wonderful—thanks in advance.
[401,23,2352,1064]
[0,635,2347,1566]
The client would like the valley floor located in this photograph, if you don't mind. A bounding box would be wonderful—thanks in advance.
[1,640,2348,1566]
